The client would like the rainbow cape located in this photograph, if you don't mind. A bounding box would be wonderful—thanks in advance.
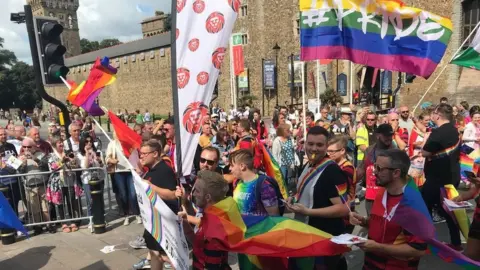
[440,185,470,240]
[299,0,453,78]
[389,179,480,269]
[202,197,349,270]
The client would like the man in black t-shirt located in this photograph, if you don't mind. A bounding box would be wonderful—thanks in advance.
[421,104,462,250]
[140,140,181,270]
[287,126,349,269]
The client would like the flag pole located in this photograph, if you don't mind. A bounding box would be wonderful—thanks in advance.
[412,21,480,114]
[59,76,71,89]
[301,62,307,141]
[170,0,183,208]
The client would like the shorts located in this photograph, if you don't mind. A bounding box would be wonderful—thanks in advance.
[143,229,166,254]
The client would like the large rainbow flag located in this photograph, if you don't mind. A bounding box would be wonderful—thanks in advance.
[441,185,471,240]
[261,143,288,199]
[388,179,480,269]
[202,197,349,269]
[299,0,453,78]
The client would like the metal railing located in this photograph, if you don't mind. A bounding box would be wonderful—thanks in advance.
[0,166,111,231]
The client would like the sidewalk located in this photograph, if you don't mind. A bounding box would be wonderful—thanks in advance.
[0,215,147,270]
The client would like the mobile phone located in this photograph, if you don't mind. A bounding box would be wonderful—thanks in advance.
[465,171,476,179]
[96,151,101,157]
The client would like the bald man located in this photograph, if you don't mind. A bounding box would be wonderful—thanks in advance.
[7,126,26,154]
[387,112,407,151]
[28,127,53,155]
[398,105,414,135]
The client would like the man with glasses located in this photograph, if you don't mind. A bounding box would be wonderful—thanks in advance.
[138,140,181,270]
[357,124,396,215]
[399,105,414,135]
[350,149,427,269]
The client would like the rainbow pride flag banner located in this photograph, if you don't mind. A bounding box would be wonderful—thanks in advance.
[262,143,288,199]
[387,179,480,269]
[299,0,453,78]
[203,197,349,270]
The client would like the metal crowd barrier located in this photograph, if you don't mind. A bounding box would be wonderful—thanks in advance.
[0,166,113,244]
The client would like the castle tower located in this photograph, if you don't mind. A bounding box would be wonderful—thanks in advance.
[27,0,81,57]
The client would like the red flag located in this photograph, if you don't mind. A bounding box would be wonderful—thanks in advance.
[108,111,142,158]
[232,45,245,76]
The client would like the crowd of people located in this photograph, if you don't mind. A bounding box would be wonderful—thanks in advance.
[1,97,480,270]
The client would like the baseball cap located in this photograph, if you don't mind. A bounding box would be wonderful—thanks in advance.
[211,113,219,118]
[376,124,394,136]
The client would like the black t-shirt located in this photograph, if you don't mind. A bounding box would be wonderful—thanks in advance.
[423,123,460,186]
[144,160,178,213]
[308,164,347,236]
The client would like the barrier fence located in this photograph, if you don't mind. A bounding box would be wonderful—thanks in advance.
[0,165,114,244]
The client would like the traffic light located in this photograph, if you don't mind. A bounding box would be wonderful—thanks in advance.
[405,73,416,83]
[33,17,69,85]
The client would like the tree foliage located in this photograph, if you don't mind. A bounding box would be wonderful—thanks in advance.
[0,37,39,110]
[80,38,122,54]
[320,87,344,106]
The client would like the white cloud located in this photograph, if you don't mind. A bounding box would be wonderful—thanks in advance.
[0,0,171,64]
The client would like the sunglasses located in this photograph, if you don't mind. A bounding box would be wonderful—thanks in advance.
[401,111,409,113]
[22,146,32,148]
[200,157,215,166]
[366,118,376,121]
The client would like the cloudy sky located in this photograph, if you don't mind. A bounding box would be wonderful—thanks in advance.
[0,0,171,63]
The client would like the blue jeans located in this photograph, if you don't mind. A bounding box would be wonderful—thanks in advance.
[114,172,139,216]
[280,165,289,182]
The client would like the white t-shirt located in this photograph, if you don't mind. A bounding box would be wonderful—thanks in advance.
[7,139,22,154]
[64,137,80,153]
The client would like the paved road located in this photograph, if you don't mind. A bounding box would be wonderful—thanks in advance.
[0,119,471,269]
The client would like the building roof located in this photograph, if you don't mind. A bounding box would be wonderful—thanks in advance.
[65,32,171,67]
[141,15,167,24]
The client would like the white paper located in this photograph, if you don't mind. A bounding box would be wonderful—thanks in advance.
[100,245,116,254]
[6,155,23,170]
[444,198,473,211]
[330,234,368,245]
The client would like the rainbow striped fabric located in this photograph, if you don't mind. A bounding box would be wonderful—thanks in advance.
[146,186,162,243]
[202,197,349,269]
[389,179,480,269]
[440,185,470,239]
[261,143,288,199]
[299,0,453,78]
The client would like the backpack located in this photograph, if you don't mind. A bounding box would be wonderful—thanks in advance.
[234,174,285,216]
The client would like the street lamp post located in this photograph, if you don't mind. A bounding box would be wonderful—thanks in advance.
[273,43,281,107]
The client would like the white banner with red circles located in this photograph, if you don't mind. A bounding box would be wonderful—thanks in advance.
[175,0,239,176]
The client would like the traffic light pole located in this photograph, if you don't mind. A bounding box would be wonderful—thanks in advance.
[24,5,71,136]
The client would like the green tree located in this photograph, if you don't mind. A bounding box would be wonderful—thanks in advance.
[99,38,122,49]
[80,38,99,53]
[0,62,39,109]
[320,87,344,106]
[164,13,172,32]
[0,37,17,79]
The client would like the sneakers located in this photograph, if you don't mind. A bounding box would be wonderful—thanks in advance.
[129,236,147,249]
[136,216,143,224]
[432,211,446,224]
[124,217,130,226]
[132,258,151,269]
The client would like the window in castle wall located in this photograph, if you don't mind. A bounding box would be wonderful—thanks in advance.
[463,0,480,47]
[240,5,248,17]
[241,33,248,45]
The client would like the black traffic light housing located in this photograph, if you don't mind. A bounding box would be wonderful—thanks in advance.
[33,17,69,85]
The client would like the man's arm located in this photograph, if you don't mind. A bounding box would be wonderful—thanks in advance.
[394,134,407,150]
[305,197,349,218]
[356,154,367,180]
[148,183,177,201]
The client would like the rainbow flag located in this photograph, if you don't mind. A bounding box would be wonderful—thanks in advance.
[299,0,453,78]
[335,183,349,203]
[261,143,288,199]
[202,197,349,269]
[460,153,477,180]
[440,185,470,239]
[388,179,480,269]
[69,57,117,107]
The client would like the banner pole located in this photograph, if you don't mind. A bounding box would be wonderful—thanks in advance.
[412,21,480,114]
[302,62,307,141]
[170,1,183,196]
[316,60,321,114]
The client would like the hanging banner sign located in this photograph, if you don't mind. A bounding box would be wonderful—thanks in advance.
[232,33,245,76]
[238,68,249,91]
[381,70,393,94]
[175,2,238,175]
[263,60,275,89]
[337,73,347,96]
